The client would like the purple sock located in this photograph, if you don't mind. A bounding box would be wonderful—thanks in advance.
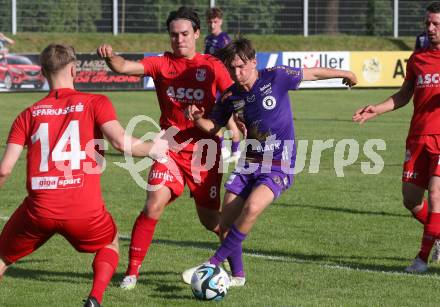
[227,243,245,277]
[210,225,246,265]
[218,136,225,149]
[231,141,240,154]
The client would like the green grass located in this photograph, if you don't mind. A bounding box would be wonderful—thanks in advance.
[5,33,416,53]
[0,89,437,306]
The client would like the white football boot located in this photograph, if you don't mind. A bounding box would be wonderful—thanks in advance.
[229,276,246,287]
[120,275,137,290]
[182,263,207,284]
[405,257,428,273]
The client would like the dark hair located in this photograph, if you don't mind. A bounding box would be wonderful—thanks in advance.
[427,2,440,13]
[206,7,223,20]
[218,37,255,68]
[166,6,200,32]
[40,43,76,77]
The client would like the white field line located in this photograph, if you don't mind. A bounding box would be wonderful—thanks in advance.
[118,234,440,280]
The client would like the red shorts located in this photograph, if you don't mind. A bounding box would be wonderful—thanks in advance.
[402,135,440,189]
[0,202,117,264]
[147,146,222,210]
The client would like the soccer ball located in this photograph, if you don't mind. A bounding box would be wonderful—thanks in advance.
[191,264,230,301]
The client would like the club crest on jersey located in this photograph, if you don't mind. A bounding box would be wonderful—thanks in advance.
[262,96,277,110]
[196,68,206,81]
[246,94,256,102]
[273,175,283,187]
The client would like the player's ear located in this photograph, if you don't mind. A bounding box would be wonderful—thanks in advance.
[70,62,77,78]
[194,29,200,40]
[250,58,257,69]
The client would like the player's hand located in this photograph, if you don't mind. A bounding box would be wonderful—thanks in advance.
[97,44,114,59]
[343,72,357,88]
[233,113,247,139]
[352,105,379,124]
[185,105,205,121]
[149,130,169,161]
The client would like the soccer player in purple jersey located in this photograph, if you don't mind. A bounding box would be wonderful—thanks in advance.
[205,7,241,164]
[415,32,430,50]
[182,37,357,286]
[204,8,231,56]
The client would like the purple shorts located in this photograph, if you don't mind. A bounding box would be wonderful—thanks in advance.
[224,164,293,200]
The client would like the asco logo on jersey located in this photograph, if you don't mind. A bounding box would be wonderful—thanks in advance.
[166,86,205,102]
[31,175,84,190]
[417,73,440,87]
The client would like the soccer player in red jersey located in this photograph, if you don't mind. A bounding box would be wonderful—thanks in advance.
[353,1,440,273]
[97,7,233,289]
[0,44,168,307]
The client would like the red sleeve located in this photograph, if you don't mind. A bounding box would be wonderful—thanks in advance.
[7,110,30,146]
[405,53,416,82]
[93,95,118,126]
[140,54,165,78]
[213,58,233,92]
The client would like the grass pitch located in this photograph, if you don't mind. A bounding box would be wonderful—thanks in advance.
[0,89,437,307]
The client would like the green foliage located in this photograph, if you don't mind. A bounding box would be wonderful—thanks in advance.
[365,0,393,36]
[120,0,280,34]
[0,0,12,32]
[16,0,101,32]
[219,0,281,35]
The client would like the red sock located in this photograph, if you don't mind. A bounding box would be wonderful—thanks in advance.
[418,212,440,262]
[126,213,158,277]
[412,199,428,225]
[90,247,119,304]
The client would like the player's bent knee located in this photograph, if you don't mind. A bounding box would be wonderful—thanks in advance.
[241,203,262,221]
[403,201,419,211]
[106,232,119,252]
[201,219,220,233]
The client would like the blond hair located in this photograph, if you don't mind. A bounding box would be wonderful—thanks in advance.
[40,44,76,77]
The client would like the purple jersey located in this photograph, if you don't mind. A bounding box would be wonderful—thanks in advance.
[415,32,429,50]
[204,32,231,56]
[210,65,302,166]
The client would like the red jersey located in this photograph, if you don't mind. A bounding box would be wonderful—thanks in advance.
[7,88,117,219]
[141,52,233,145]
[406,49,440,136]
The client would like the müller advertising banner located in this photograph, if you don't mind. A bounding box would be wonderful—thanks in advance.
[0,51,414,92]
[282,51,351,88]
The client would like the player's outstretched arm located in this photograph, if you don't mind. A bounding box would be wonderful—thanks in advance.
[185,105,222,135]
[353,79,414,124]
[97,44,144,75]
[303,68,357,87]
[0,33,15,45]
[0,144,23,188]
[100,120,168,159]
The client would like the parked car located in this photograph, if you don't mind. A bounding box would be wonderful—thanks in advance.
[0,54,45,90]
